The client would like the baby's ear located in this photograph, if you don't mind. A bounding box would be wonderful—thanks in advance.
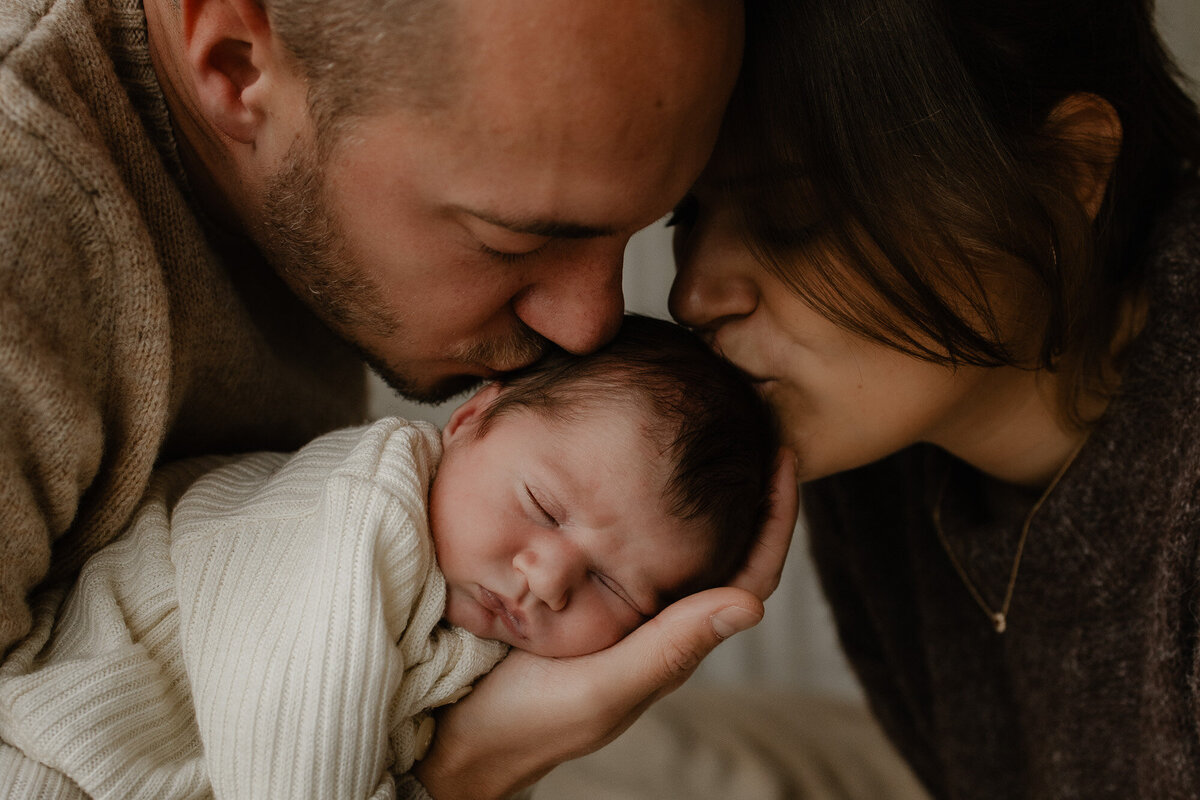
[443,382,504,446]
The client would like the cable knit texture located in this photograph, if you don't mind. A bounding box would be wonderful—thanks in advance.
[0,0,366,655]
[804,186,1200,799]
[0,418,508,799]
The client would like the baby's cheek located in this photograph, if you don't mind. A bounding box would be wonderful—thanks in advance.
[578,620,628,656]
[604,602,647,645]
[563,604,639,656]
[444,589,488,637]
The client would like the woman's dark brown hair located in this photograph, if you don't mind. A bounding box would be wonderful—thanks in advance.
[706,0,1200,422]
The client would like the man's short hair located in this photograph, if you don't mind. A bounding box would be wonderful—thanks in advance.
[478,314,780,604]
[263,0,454,141]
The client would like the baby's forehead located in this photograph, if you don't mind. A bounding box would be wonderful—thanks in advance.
[534,396,676,464]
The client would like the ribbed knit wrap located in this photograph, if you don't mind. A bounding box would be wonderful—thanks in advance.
[0,419,507,799]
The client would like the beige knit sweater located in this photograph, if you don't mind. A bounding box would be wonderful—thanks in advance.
[0,418,507,799]
[0,0,365,653]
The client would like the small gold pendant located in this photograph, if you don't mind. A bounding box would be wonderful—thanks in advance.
[992,613,1007,634]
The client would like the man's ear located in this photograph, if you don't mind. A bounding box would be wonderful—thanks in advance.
[443,382,504,446]
[1043,93,1123,221]
[181,0,279,144]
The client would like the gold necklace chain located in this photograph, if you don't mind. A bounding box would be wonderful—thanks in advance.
[930,438,1087,634]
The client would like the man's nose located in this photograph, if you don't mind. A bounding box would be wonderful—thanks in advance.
[512,248,625,355]
[668,250,759,332]
[513,534,588,612]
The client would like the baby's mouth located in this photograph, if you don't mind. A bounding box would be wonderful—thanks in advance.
[479,587,527,639]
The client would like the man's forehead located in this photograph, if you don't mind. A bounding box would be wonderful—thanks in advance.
[368,0,743,234]
[448,0,741,132]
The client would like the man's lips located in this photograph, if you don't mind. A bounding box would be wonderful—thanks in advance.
[479,587,527,639]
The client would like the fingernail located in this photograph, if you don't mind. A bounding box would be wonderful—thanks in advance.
[710,606,762,640]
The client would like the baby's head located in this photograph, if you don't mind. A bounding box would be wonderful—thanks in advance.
[430,315,779,657]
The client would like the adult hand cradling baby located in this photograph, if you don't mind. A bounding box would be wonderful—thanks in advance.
[415,453,797,800]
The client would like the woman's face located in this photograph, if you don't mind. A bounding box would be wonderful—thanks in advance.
[669,183,1020,482]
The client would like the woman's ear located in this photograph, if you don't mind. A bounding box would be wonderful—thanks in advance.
[443,382,504,446]
[1044,92,1123,220]
[180,0,280,144]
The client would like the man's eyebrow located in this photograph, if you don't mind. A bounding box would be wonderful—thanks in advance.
[463,208,618,239]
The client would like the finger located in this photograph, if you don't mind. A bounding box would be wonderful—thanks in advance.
[729,447,798,599]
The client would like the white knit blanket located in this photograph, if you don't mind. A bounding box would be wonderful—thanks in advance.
[0,418,508,799]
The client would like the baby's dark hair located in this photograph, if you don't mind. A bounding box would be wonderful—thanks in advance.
[476,314,780,605]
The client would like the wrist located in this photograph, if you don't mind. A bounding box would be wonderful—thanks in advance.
[413,727,542,800]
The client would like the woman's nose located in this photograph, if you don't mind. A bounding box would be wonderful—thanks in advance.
[669,248,759,332]
[513,536,588,612]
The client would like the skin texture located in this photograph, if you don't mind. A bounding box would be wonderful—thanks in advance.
[432,385,709,657]
[146,0,743,401]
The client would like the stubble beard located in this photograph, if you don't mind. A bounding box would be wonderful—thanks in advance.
[260,139,552,403]
[261,139,454,402]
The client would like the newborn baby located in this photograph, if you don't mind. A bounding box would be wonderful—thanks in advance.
[0,315,778,799]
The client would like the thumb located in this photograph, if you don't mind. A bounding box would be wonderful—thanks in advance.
[618,586,764,700]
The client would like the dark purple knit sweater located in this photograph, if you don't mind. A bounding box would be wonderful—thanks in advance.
[804,187,1200,799]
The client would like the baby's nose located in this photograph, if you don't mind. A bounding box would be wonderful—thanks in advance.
[514,536,587,612]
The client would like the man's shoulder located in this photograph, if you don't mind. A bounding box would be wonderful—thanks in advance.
[0,0,46,61]
[0,0,129,217]
[0,75,147,316]
[0,0,185,318]
[0,0,168,197]
[1,0,105,93]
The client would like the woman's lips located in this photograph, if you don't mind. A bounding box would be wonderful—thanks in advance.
[479,587,527,639]
[741,370,777,389]
[720,351,774,385]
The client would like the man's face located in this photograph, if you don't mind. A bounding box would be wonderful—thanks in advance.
[257,1,743,401]
[430,386,710,657]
